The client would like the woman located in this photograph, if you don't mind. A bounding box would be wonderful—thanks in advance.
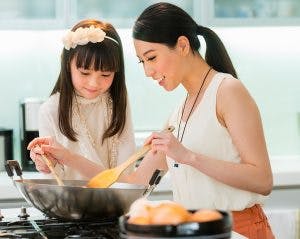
[128,2,274,238]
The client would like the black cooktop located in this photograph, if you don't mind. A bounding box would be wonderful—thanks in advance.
[0,217,119,239]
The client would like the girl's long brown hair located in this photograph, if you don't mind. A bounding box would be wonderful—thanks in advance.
[52,19,128,143]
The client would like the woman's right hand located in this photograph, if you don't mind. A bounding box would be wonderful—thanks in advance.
[27,136,70,173]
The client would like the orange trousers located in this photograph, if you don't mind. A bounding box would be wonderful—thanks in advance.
[232,204,275,239]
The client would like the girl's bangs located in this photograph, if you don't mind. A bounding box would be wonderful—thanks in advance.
[74,42,120,72]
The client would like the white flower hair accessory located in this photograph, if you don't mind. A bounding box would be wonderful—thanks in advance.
[62,25,119,50]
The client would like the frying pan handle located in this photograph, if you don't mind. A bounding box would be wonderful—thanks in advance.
[148,169,163,185]
[143,169,166,197]
[5,160,23,180]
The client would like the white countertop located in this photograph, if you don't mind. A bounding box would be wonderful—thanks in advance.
[269,156,300,187]
[1,156,300,200]
[154,156,300,192]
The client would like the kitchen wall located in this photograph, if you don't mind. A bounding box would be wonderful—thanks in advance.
[0,26,299,159]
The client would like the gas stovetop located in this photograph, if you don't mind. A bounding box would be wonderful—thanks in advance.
[0,207,119,239]
[0,207,246,239]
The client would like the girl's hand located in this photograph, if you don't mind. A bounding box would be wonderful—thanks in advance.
[29,147,52,174]
[145,131,190,164]
[27,136,71,171]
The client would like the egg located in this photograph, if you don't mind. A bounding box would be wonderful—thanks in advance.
[128,216,151,225]
[128,198,153,219]
[189,209,223,222]
[127,199,223,226]
[150,202,190,225]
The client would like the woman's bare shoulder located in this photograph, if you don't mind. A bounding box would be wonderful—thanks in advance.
[217,76,255,106]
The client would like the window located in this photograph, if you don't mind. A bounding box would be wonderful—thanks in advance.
[0,0,194,29]
[0,0,65,29]
[209,0,300,26]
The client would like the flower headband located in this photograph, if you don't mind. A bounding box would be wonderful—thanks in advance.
[62,25,119,50]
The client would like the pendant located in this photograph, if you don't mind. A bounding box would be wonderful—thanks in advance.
[173,163,179,168]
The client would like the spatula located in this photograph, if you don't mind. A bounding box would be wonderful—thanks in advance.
[35,146,64,186]
[86,126,175,188]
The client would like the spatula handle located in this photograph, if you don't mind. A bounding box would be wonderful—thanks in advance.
[35,146,64,186]
[41,154,64,186]
[117,126,175,173]
[117,144,151,172]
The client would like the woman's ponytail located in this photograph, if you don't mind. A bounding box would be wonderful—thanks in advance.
[197,25,237,78]
[133,3,237,78]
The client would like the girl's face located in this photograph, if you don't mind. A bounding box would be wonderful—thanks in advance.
[134,39,183,91]
[70,58,115,99]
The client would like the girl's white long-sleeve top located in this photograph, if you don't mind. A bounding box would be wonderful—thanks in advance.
[38,92,136,180]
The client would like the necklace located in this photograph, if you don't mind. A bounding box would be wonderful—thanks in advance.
[75,99,99,148]
[74,95,118,169]
[174,67,212,167]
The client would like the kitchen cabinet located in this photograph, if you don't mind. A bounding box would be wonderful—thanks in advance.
[0,0,66,29]
[203,0,300,26]
[2,0,299,29]
[69,0,194,28]
[0,0,194,29]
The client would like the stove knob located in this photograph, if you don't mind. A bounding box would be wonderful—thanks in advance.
[18,206,30,220]
[0,209,4,221]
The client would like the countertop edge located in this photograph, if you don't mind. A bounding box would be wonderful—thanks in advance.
[1,157,300,200]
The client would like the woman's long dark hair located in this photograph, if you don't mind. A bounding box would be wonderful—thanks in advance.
[52,19,127,142]
[133,2,237,78]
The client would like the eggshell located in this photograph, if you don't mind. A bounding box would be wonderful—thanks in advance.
[128,198,153,218]
[128,216,151,225]
[150,202,190,225]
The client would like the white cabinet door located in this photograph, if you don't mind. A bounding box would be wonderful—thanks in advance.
[206,0,300,26]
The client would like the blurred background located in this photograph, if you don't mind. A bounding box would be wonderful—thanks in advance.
[0,1,300,238]
[0,0,299,160]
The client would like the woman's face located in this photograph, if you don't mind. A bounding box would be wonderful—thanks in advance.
[70,58,115,99]
[134,39,183,91]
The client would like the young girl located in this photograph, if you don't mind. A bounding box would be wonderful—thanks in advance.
[128,2,274,238]
[28,19,135,180]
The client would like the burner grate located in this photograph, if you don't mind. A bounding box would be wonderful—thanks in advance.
[0,218,120,239]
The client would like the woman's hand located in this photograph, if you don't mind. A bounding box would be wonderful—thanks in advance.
[144,131,191,164]
[27,136,71,172]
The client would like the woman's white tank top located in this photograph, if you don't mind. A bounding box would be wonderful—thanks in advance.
[167,73,266,211]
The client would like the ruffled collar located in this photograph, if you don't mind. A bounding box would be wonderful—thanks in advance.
[75,92,109,105]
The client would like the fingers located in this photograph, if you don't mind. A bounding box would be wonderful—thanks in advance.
[150,131,179,154]
[36,162,51,174]
[27,136,53,150]
[150,139,168,153]
[30,151,51,173]
[151,132,172,144]
[41,144,68,165]
[143,131,172,145]
[30,148,43,163]
[41,145,61,160]
[31,144,54,156]
[143,134,154,145]
[32,145,45,155]
[30,146,58,173]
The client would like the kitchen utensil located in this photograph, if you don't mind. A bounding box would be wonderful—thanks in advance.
[35,146,64,186]
[142,169,166,198]
[5,160,163,221]
[87,126,175,188]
